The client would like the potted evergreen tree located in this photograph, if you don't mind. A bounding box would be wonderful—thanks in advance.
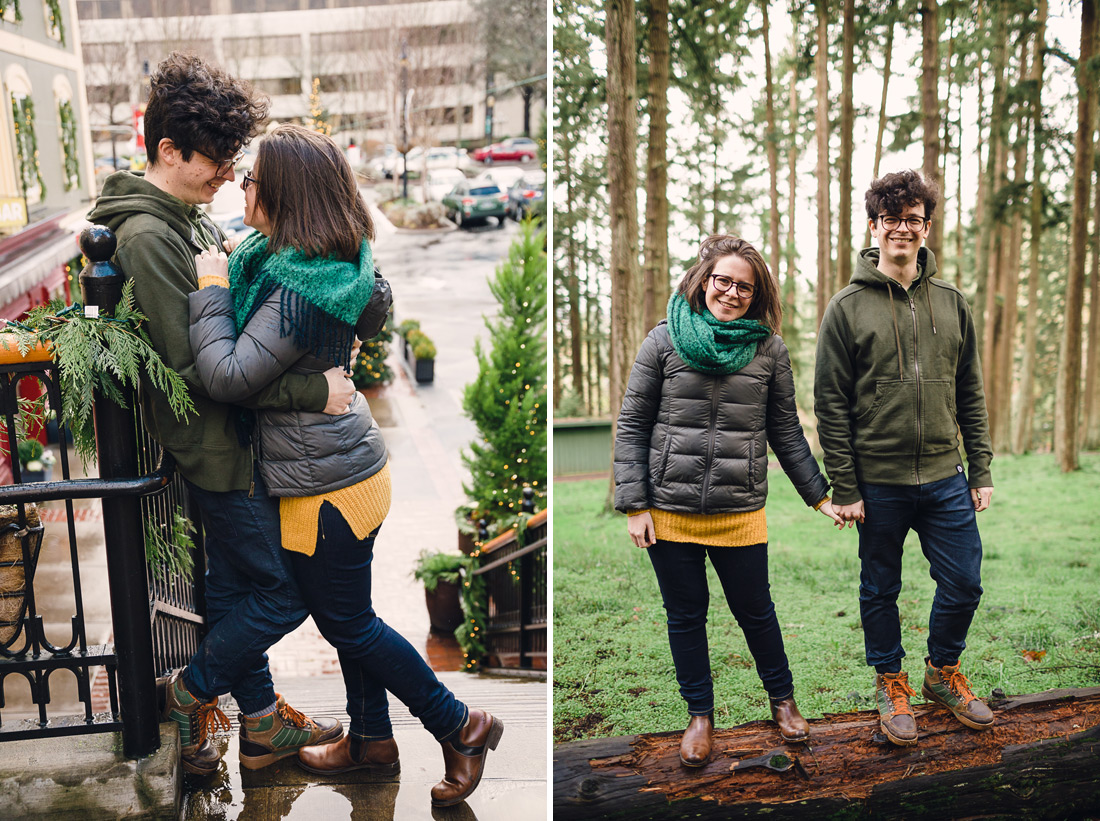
[412,551,465,633]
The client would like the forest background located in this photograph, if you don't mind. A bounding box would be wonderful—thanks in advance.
[552,0,1100,471]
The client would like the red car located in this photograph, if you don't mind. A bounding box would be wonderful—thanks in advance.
[471,137,537,163]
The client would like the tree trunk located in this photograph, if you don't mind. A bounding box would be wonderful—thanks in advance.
[1013,42,1045,455]
[564,148,585,410]
[784,22,800,343]
[1082,103,1100,450]
[814,0,832,327]
[1055,0,1097,472]
[864,20,894,251]
[921,0,942,262]
[972,0,988,345]
[642,0,671,334]
[836,0,855,291]
[762,0,782,282]
[554,688,1100,820]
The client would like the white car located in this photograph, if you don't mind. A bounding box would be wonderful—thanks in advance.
[476,165,526,190]
[426,168,468,202]
[383,146,471,179]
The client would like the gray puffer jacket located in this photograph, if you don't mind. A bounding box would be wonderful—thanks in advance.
[188,273,392,496]
[614,322,828,515]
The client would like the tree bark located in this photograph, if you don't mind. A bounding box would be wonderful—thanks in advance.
[921,0,942,263]
[784,22,800,343]
[864,19,894,251]
[972,0,988,346]
[814,0,832,327]
[1082,103,1100,450]
[554,688,1100,820]
[762,0,782,283]
[1055,0,1097,472]
[836,0,855,291]
[563,146,585,409]
[642,0,670,334]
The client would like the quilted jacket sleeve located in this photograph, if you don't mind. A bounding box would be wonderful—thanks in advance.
[613,330,664,513]
[765,337,830,507]
[355,269,393,341]
[188,285,307,404]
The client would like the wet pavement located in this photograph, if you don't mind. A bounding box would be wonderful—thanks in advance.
[2,201,547,818]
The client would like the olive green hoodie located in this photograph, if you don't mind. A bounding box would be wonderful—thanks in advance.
[87,171,328,492]
[813,246,992,505]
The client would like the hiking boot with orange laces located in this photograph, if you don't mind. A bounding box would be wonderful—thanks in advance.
[875,671,919,746]
[162,669,231,775]
[238,694,343,770]
[922,658,994,730]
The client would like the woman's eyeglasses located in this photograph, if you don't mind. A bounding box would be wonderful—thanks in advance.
[242,171,259,191]
[709,274,755,299]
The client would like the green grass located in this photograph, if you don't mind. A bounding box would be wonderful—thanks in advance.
[552,452,1100,742]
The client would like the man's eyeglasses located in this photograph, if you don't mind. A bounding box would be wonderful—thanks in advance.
[708,274,755,299]
[242,170,259,191]
[196,147,245,178]
[878,214,928,231]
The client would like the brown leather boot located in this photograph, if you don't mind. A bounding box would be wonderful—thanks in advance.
[297,735,400,775]
[769,696,810,743]
[431,709,504,807]
[679,713,713,767]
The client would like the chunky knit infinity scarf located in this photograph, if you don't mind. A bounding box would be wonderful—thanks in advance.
[665,292,771,375]
[228,230,375,369]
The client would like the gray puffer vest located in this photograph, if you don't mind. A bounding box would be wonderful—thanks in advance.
[614,323,828,515]
[189,273,391,496]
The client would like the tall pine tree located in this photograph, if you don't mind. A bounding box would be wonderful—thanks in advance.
[461,221,548,533]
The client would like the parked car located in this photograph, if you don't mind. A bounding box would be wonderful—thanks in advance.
[441,179,508,228]
[477,166,526,190]
[506,171,546,221]
[426,168,468,203]
[471,137,538,163]
[381,145,472,179]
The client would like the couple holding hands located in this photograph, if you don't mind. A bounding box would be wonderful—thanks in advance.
[614,170,994,766]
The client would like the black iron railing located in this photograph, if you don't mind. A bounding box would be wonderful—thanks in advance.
[472,493,547,670]
[0,227,204,757]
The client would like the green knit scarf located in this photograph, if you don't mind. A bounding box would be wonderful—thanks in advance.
[229,230,375,368]
[666,292,771,375]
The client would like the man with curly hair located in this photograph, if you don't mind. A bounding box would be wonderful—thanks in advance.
[814,169,995,748]
[88,52,353,776]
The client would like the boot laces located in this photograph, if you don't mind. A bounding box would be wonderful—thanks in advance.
[883,674,917,715]
[195,700,231,742]
[277,700,315,729]
[940,665,976,704]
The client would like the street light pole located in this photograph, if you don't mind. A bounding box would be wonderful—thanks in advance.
[400,39,409,201]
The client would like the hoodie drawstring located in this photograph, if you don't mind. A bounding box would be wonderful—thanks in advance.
[924,284,937,334]
[887,283,904,381]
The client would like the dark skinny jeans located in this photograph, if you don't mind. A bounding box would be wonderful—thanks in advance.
[647,540,794,715]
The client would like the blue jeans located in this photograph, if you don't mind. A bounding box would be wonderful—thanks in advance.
[286,503,467,743]
[182,467,309,714]
[647,540,794,714]
[857,471,984,672]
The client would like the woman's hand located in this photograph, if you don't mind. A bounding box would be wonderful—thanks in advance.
[195,244,229,288]
[222,236,243,254]
[627,511,657,548]
[818,499,846,530]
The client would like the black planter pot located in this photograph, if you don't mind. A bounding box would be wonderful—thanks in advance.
[424,580,464,633]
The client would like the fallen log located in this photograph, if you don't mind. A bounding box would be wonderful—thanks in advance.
[553,687,1100,820]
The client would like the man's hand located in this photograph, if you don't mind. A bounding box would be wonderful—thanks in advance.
[833,500,865,528]
[349,336,363,368]
[322,367,355,414]
[818,500,845,529]
[627,511,657,548]
[971,487,993,512]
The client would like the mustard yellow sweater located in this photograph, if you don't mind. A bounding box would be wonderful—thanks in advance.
[630,497,828,547]
[280,461,392,556]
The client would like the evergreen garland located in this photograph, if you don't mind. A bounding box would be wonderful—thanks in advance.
[11,94,45,201]
[143,506,196,582]
[0,0,23,23]
[44,0,63,43]
[2,280,195,466]
[57,98,80,191]
[459,220,548,541]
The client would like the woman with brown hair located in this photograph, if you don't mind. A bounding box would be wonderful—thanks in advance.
[613,234,841,768]
[189,123,500,807]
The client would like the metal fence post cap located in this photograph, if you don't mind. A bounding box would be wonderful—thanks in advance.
[78,225,122,310]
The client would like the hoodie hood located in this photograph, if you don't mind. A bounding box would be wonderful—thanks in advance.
[87,171,214,250]
[852,245,938,288]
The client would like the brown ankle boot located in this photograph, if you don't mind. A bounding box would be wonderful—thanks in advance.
[431,709,504,808]
[297,735,399,775]
[769,696,810,743]
[679,713,713,767]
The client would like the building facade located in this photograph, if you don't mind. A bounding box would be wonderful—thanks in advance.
[76,0,542,156]
[0,0,95,318]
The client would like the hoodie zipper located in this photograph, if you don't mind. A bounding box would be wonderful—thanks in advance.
[909,289,922,483]
[699,377,721,514]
